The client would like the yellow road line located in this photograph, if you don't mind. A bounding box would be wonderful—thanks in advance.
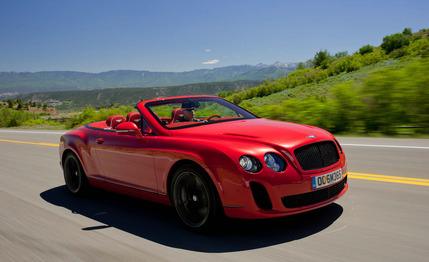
[0,139,58,147]
[0,138,428,187]
[349,172,429,182]
[348,172,429,187]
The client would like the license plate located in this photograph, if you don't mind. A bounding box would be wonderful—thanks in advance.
[312,169,343,190]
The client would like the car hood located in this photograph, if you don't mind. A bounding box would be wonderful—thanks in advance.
[173,118,334,149]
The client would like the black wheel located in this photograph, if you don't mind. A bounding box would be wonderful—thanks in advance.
[63,153,88,195]
[171,165,222,231]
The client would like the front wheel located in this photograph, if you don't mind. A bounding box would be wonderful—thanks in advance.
[63,153,89,195]
[171,165,222,231]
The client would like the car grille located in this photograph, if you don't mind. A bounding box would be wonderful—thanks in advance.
[282,177,347,208]
[294,141,340,170]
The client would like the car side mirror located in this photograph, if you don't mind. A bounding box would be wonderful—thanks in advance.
[116,122,142,137]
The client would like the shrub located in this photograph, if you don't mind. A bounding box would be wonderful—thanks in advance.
[360,48,386,65]
[327,55,362,76]
[405,38,429,57]
[0,108,36,127]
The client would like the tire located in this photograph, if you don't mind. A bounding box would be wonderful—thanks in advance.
[63,153,89,195]
[171,164,222,232]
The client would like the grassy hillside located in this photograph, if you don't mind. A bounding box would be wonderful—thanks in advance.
[240,60,401,107]
[222,28,429,135]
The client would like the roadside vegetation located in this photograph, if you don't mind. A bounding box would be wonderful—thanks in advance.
[223,28,429,135]
[0,100,134,129]
[64,106,134,129]
[0,100,63,128]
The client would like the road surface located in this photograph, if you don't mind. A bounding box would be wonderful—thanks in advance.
[0,129,428,262]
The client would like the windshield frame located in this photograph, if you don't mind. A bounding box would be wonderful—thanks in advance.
[145,97,258,130]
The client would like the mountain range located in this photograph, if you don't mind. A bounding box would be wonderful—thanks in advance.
[0,63,296,95]
[17,80,261,110]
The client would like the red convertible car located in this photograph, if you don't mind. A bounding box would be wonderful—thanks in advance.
[59,95,348,230]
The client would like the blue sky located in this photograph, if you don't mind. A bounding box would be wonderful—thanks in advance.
[0,0,428,72]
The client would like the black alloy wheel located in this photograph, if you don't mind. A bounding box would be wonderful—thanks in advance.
[63,153,88,195]
[171,165,221,231]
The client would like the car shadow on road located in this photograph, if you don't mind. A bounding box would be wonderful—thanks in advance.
[40,186,343,252]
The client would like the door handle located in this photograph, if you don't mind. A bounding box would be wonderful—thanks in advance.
[95,138,104,144]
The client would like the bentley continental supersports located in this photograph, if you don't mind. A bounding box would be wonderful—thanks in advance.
[59,95,348,230]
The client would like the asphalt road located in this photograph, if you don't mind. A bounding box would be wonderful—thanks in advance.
[0,129,428,262]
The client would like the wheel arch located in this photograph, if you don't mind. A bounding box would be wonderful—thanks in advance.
[166,159,223,205]
[61,146,87,175]
[61,148,77,166]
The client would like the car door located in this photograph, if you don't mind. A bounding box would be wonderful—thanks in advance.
[93,130,157,192]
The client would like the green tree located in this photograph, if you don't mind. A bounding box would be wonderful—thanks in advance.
[313,50,331,69]
[16,99,23,110]
[402,27,412,36]
[359,44,374,55]
[381,33,410,53]
[296,62,305,70]
[334,51,348,58]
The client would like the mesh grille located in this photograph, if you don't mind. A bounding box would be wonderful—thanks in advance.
[294,141,339,170]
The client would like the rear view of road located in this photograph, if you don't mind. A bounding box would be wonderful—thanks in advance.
[0,130,428,262]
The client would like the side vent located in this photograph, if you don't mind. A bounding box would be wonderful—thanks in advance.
[250,182,272,210]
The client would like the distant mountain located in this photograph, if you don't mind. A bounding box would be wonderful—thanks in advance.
[0,63,297,95]
[17,80,261,110]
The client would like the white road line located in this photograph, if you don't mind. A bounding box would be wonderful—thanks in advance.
[0,130,65,135]
[341,143,429,150]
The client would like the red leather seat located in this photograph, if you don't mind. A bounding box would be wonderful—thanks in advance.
[126,112,141,126]
[107,115,126,129]
[105,115,115,127]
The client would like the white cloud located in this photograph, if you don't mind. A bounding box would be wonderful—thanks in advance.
[204,48,212,52]
[202,59,219,65]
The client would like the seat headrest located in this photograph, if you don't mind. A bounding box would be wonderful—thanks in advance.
[109,115,126,129]
[106,115,124,127]
[126,112,141,126]
[171,108,185,123]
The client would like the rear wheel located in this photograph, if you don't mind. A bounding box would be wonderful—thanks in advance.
[171,165,222,231]
[63,153,88,195]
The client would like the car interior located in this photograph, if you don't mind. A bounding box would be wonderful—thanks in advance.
[88,99,239,131]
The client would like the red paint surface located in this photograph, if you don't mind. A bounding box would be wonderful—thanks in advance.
[59,96,348,219]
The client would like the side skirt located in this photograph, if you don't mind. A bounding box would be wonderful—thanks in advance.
[87,176,171,206]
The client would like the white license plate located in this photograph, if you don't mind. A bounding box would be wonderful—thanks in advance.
[312,169,343,190]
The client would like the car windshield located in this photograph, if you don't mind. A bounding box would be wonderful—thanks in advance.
[146,97,257,129]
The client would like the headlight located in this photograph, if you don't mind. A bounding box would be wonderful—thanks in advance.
[264,153,286,172]
[239,155,261,173]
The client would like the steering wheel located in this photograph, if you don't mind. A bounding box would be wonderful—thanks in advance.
[206,114,222,122]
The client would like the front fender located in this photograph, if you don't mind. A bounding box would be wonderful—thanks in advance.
[60,128,93,176]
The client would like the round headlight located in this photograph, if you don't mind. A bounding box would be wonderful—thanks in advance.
[264,153,286,172]
[239,155,261,173]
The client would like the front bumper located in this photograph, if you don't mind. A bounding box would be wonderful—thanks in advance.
[223,171,348,219]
